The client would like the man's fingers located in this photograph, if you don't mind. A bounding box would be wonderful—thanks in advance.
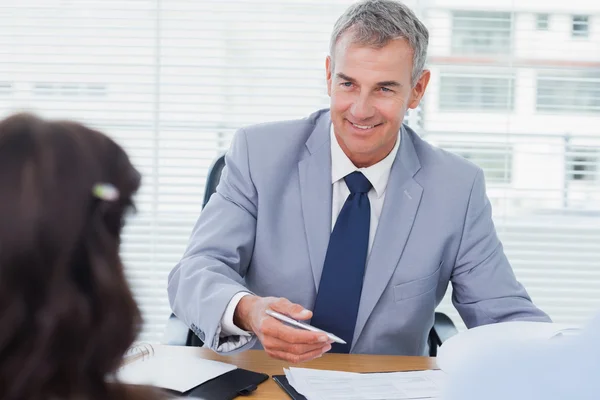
[266,345,331,364]
[270,297,312,321]
[260,317,329,344]
[262,335,330,355]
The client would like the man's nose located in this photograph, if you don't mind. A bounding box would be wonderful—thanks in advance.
[349,93,375,121]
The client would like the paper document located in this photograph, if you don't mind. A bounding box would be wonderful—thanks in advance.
[284,367,445,400]
[118,344,237,392]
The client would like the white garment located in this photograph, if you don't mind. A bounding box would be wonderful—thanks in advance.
[217,125,401,345]
[444,313,600,400]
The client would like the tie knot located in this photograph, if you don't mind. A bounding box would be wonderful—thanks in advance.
[344,171,372,194]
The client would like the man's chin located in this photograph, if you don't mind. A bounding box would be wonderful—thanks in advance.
[344,144,378,159]
[345,136,377,151]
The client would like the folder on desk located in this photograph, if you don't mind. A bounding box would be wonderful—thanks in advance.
[119,344,268,399]
[273,375,307,400]
[182,368,268,399]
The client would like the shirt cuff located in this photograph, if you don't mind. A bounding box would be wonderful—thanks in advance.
[219,292,253,337]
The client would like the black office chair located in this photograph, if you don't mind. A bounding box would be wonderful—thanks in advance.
[428,312,458,356]
[164,154,458,355]
[201,154,227,209]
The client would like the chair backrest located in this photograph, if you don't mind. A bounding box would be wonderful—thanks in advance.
[428,312,458,357]
[202,154,226,209]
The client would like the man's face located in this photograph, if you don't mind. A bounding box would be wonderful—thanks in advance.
[326,34,430,167]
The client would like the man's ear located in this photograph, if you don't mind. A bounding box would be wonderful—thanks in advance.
[408,69,431,109]
[326,56,333,97]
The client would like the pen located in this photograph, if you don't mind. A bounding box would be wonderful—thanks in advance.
[265,309,347,344]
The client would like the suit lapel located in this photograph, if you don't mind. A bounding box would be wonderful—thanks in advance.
[298,112,333,290]
[352,126,423,348]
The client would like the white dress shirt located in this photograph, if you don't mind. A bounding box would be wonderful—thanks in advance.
[330,125,400,254]
[216,125,401,350]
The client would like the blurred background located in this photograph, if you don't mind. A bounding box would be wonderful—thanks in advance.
[0,0,598,341]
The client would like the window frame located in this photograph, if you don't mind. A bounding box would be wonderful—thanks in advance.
[451,10,514,55]
[572,15,590,38]
[536,13,549,30]
[439,72,516,112]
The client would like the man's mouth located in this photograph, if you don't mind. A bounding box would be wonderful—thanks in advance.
[349,121,383,130]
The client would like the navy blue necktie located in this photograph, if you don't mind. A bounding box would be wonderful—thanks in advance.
[311,171,371,353]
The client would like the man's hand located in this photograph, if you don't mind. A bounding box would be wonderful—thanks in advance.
[234,295,332,363]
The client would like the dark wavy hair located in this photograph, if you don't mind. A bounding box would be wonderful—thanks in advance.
[0,113,162,400]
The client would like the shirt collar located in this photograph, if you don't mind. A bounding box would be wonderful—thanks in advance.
[330,124,400,199]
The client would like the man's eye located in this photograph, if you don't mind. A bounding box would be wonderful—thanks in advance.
[341,82,353,87]
[380,87,392,93]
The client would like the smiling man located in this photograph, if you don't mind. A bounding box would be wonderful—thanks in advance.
[168,0,550,363]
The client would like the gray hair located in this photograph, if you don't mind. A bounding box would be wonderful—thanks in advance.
[329,0,429,86]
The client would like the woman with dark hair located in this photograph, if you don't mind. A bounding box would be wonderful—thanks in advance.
[0,113,163,400]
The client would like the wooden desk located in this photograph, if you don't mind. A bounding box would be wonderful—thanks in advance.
[187,347,439,399]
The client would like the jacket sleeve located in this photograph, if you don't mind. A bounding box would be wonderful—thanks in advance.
[167,128,259,353]
[451,169,551,327]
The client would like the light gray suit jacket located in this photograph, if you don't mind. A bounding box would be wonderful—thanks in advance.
[168,109,550,355]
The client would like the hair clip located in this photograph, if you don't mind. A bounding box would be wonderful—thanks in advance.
[92,183,120,201]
